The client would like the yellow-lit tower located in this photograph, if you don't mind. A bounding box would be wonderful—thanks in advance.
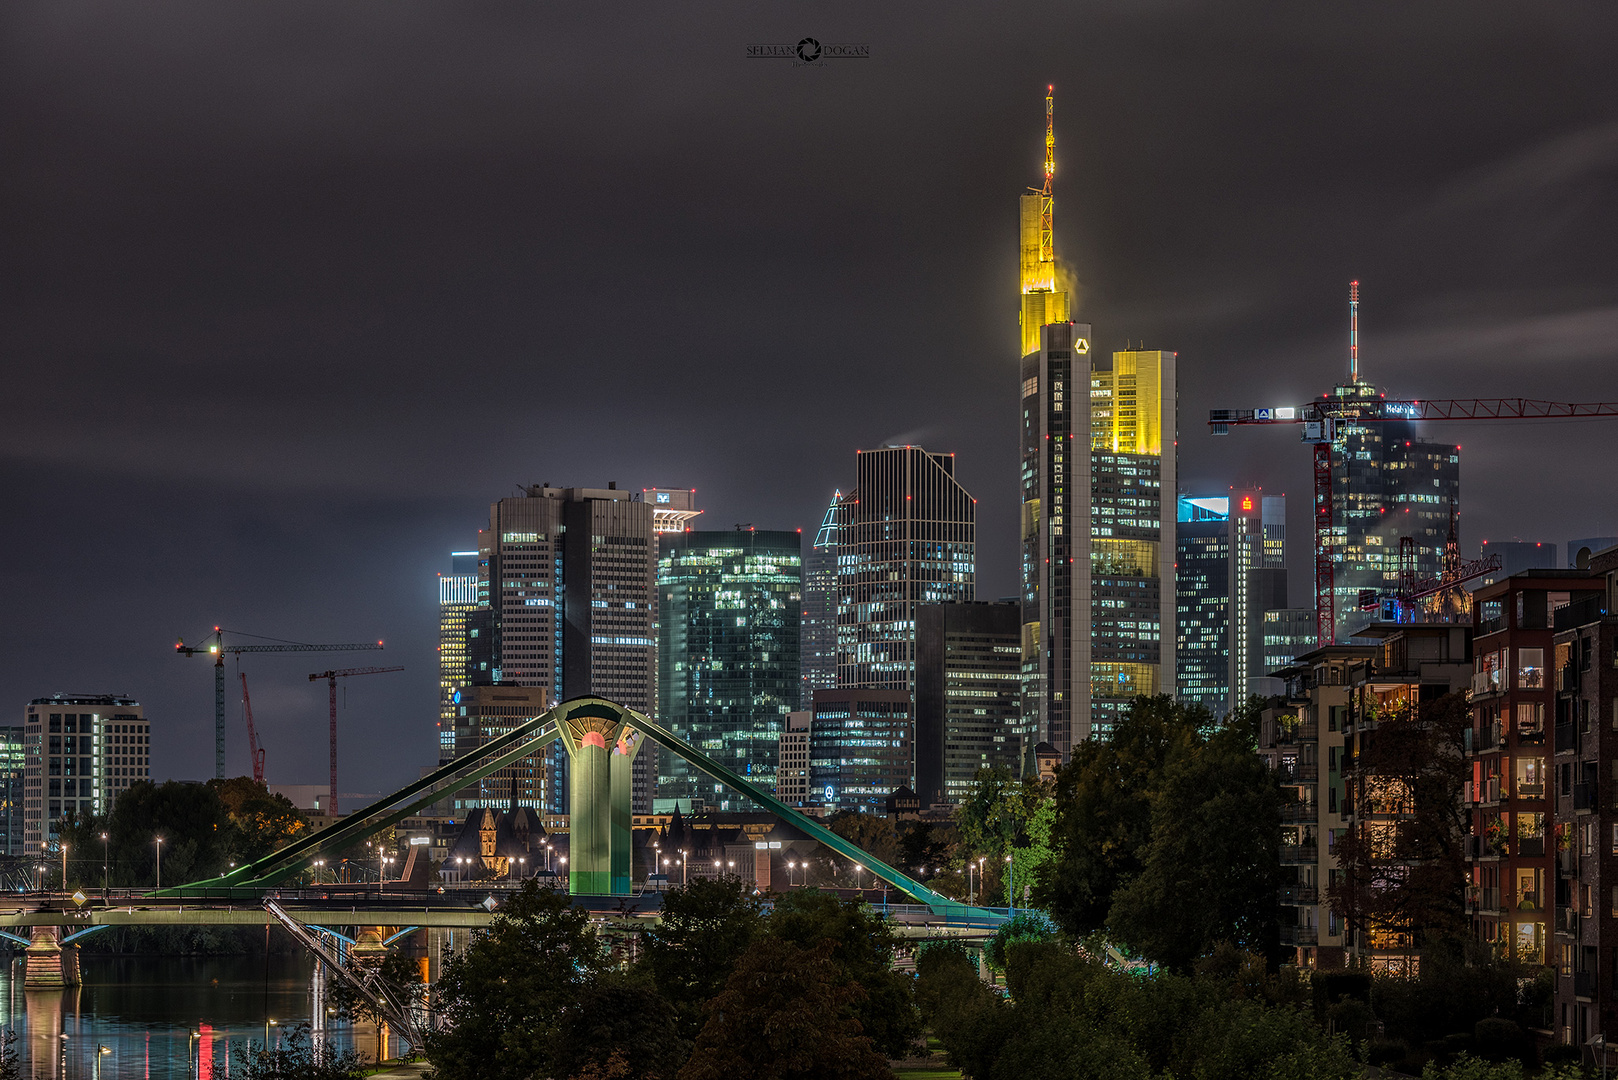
[1019,86,1069,356]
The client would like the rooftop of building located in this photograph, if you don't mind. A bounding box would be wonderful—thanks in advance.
[27,694,140,707]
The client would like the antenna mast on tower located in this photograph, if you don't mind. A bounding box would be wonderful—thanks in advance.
[1041,85,1054,265]
[1349,280,1360,383]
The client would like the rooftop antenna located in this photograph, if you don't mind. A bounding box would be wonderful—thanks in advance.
[1349,280,1360,383]
[1041,85,1054,265]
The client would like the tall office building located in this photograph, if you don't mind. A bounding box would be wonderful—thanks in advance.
[450,484,657,814]
[1021,327,1177,754]
[800,492,843,709]
[22,695,147,854]
[450,684,551,811]
[0,727,23,856]
[639,488,703,535]
[437,550,481,766]
[1014,90,1176,754]
[1261,609,1318,681]
[915,601,1023,808]
[1176,496,1233,714]
[657,529,802,811]
[1176,492,1290,715]
[1317,295,1461,640]
[836,447,976,695]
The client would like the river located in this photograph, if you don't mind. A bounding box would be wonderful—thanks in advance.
[0,953,394,1079]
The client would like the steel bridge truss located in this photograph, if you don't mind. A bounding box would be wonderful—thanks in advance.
[171,697,991,918]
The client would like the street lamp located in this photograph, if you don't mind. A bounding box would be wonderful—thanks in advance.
[60,843,68,891]
[854,863,863,893]
[1006,854,1014,915]
[265,1018,277,1047]
[100,832,109,896]
[680,849,688,886]
[154,837,163,890]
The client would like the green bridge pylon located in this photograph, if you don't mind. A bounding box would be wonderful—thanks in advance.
[171,696,990,919]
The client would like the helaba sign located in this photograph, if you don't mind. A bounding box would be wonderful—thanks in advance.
[746,38,871,65]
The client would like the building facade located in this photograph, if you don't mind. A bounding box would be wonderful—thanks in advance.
[835,446,976,695]
[1321,379,1461,641]
[1021,325,1177,754]
[450,684,552,813]
[776,711,811,807]
[800,492,843,710]
[458,484,658,813]
[656,529,802,812]
[1467,572,1604,981]
[809,688,912,813]
[915,601,1022,808]
[1548,551,1618,1047]
[0,727,24,857]
[22,695,148,855]
[437,550,481,766]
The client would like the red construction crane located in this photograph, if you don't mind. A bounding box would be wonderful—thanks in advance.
[239,673,266,784]
[176,628,383,780]
[1210,283,1611,647]
[308,666,404,815]
[1211,287,1618,647]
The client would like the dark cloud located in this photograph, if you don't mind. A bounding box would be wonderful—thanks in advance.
[4,0,1617,790]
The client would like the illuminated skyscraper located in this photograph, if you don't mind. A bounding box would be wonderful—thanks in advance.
[450,484,657,815]
[657,529,801,811]
[836,446,976,699]
[23,695,147,856]
[1019,86,1070,357]
[437,550,480,766]
[800,492,843,709]
[1014,92,1177,753]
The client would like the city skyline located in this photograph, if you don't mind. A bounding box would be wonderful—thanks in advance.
[7,3,1618,791]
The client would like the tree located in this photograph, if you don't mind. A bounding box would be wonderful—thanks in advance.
[954,768,1054,906]
[424,881,607,1080]
[642,877,766,1039]
[1106,711,1282,969]
[678,937,895,1080]
[828,812,902,869]
[550,970,687,1080]
[1330,692,1471,957]
[61,779,234,887]
[1034,696,1207,936]
[768,889,920,1057]
[232,1022,368,1080]
[210,777,308,863]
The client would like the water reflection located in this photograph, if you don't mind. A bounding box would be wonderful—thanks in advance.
[0,954,383,1078]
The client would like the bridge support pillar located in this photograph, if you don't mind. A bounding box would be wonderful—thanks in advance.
[557,701,644,896]
[350,926,389,965]
[24,926,79,989]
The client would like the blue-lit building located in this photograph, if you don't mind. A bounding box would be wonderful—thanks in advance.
[657,529,802,812]
[809,688,912,813]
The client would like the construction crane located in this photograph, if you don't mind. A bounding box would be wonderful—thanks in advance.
[308,666,404,816]
[175,629,384,780]
[1211,284,1618,647]
[239,673,266,784]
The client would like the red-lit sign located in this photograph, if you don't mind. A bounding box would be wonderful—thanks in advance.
[1240,496,1253,511]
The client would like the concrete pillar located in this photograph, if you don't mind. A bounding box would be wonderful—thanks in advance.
[558,703,622,895]
[609,728,645,895]
[24,926,79,989]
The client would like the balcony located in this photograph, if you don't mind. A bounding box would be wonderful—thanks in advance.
[1280,843,1319,865]
[1519,837,1547,858]
[1472,670,1505,698]
[1280,924,1320,946]
[1473,726,1500,753]
[1575,783,1596,811]
[1278,763,1319,785]
[1559,907,1580,934]
[1479,615,1508,637]
[1280,885,1319,905]
[1557,723,1579,753]
[1517,781,1546,800]
[1575,970,1598,1000]
[1281,801,1318,823]
[1473,886,1502,912]
[1559,665,1581,695]
[1555,594,1606,633]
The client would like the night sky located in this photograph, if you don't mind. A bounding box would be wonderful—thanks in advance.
[5,1,1617,794]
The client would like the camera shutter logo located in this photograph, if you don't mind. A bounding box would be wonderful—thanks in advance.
[796,38,821,63]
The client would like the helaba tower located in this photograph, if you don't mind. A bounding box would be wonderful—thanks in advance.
[1019,88,1177,758]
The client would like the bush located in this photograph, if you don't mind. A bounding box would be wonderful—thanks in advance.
[1473,1017,1527,1065]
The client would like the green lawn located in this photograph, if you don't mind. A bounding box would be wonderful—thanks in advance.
[892,1070,963,1080]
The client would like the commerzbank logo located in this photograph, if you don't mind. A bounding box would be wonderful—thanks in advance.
[1075,337,1090,354]
[746,38,871,66]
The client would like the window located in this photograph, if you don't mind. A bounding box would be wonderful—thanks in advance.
[1518,648,1544,689]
